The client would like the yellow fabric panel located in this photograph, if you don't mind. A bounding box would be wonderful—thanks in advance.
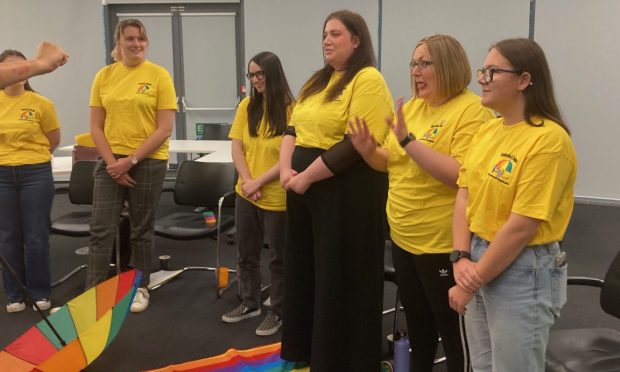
[89,60,177,160]
[75,132,95,147]
[459,117,577,244]
[68,287,97,336]
[80,310,112,364]
[0,90,60,166]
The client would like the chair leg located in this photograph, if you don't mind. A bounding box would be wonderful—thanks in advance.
[52,264,88,287]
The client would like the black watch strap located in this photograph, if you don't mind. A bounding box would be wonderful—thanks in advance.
[450,250,471,263]
[399,132,416,148]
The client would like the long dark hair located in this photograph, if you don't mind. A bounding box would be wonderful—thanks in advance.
[492,38,570,134]
[247,51,294,137]
[298,10,376,103]
[0,49,35,92]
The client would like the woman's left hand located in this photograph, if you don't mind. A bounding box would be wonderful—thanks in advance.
[241,178,261,198]
[448,285,474,315]
[107,157,132,179]
[285,172,311,195]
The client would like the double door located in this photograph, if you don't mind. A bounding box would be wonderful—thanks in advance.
[105,2,243,147]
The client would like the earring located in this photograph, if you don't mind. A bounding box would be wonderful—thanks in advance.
[529,82,533,86]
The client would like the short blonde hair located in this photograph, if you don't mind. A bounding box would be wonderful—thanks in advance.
[412,34,471,100]
[111,19,148,62]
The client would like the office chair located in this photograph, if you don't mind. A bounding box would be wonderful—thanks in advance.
[546,248,620,372]
[50,160,124,286]
[152,160,236,298]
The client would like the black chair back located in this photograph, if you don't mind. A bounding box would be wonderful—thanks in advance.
[198,123,232,141]
[68,161,97,205]
[601,249,620,318]
[173,161,236,207]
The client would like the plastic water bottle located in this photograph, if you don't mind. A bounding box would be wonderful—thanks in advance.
[393,331,410,372]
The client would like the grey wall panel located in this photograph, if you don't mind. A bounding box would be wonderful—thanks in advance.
[243,0,379,96]
[536,0,620,201]
[0,0,105,148]
[381,0,530,101]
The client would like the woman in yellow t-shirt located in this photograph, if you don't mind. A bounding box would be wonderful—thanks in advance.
[279,10,393,370]
[87,19,177,313]
[0,49,61,313]
[221,51,294,337]
[350,35,492,372]
[449,38,577,371]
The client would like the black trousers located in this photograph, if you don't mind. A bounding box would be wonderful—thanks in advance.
[392,243,469,372]
[281,147,388,372]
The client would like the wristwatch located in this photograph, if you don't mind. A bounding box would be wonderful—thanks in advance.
[449,250,471,263]
[399,132,416,148]
[130,155,138,166]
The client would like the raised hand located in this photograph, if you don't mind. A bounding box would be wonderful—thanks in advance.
[348,116,377,157]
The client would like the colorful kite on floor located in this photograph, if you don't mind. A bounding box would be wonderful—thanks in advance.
[146,343,309,372]
[0,269,141,372]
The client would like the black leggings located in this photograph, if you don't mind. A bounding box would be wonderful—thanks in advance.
[392,243,470,372]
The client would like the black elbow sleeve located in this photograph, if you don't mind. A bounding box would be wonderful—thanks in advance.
[284,125,296,137]
[321,135,362,175]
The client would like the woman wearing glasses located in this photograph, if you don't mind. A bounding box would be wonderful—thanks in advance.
[280,10,393,370]
[222,51,294,337]
[350,34,492,371]
[448,38,576,372]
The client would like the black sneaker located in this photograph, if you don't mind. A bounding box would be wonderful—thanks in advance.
[222,304,261,323]
[255,312,282,336]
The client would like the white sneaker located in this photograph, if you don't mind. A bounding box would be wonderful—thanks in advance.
[33,299,51,311]
[130,288,150,313]
[49,307,61,315]
[6,302,26,313]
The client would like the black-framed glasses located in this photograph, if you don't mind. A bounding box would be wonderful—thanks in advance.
[409,60,433,70]
[477,67,522,83]
[246,71,265,80]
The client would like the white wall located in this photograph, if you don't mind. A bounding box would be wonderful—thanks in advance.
[1,0,618,201]
[535,0,620,201]
[243,0,380,96]
[0,0,106,147]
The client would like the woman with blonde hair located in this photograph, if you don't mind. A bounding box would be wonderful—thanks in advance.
[87,19,177,313]
[351,34,493,371]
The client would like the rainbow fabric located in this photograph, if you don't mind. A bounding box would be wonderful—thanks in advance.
[145,343,309,372]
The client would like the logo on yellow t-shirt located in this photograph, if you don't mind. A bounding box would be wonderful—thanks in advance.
[421,120,445,143]
[489,153,518,185]
[137,83,152,94]
[19,109,35,121]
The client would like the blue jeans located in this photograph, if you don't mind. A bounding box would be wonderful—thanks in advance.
[465,234,567,372]
[0,162,54,303]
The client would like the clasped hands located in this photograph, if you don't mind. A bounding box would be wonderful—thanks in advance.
[449,259,485,315]
[106,157,136,188]
[280,168,310,195]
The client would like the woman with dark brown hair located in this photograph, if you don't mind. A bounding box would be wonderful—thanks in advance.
[280,10,393,370]
[449,38,577,372]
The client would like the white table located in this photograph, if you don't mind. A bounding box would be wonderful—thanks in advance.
[52,156,73,181]
[58,140,231,158]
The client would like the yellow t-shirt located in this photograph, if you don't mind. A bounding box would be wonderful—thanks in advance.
[386,90,493,254]
[458,117,577,244]
[290,67,394,149]
[89,60,177,160]
[0,90,60,166]
[229,97,292,211]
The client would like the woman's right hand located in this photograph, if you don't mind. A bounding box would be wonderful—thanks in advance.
[348,116,377,157]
